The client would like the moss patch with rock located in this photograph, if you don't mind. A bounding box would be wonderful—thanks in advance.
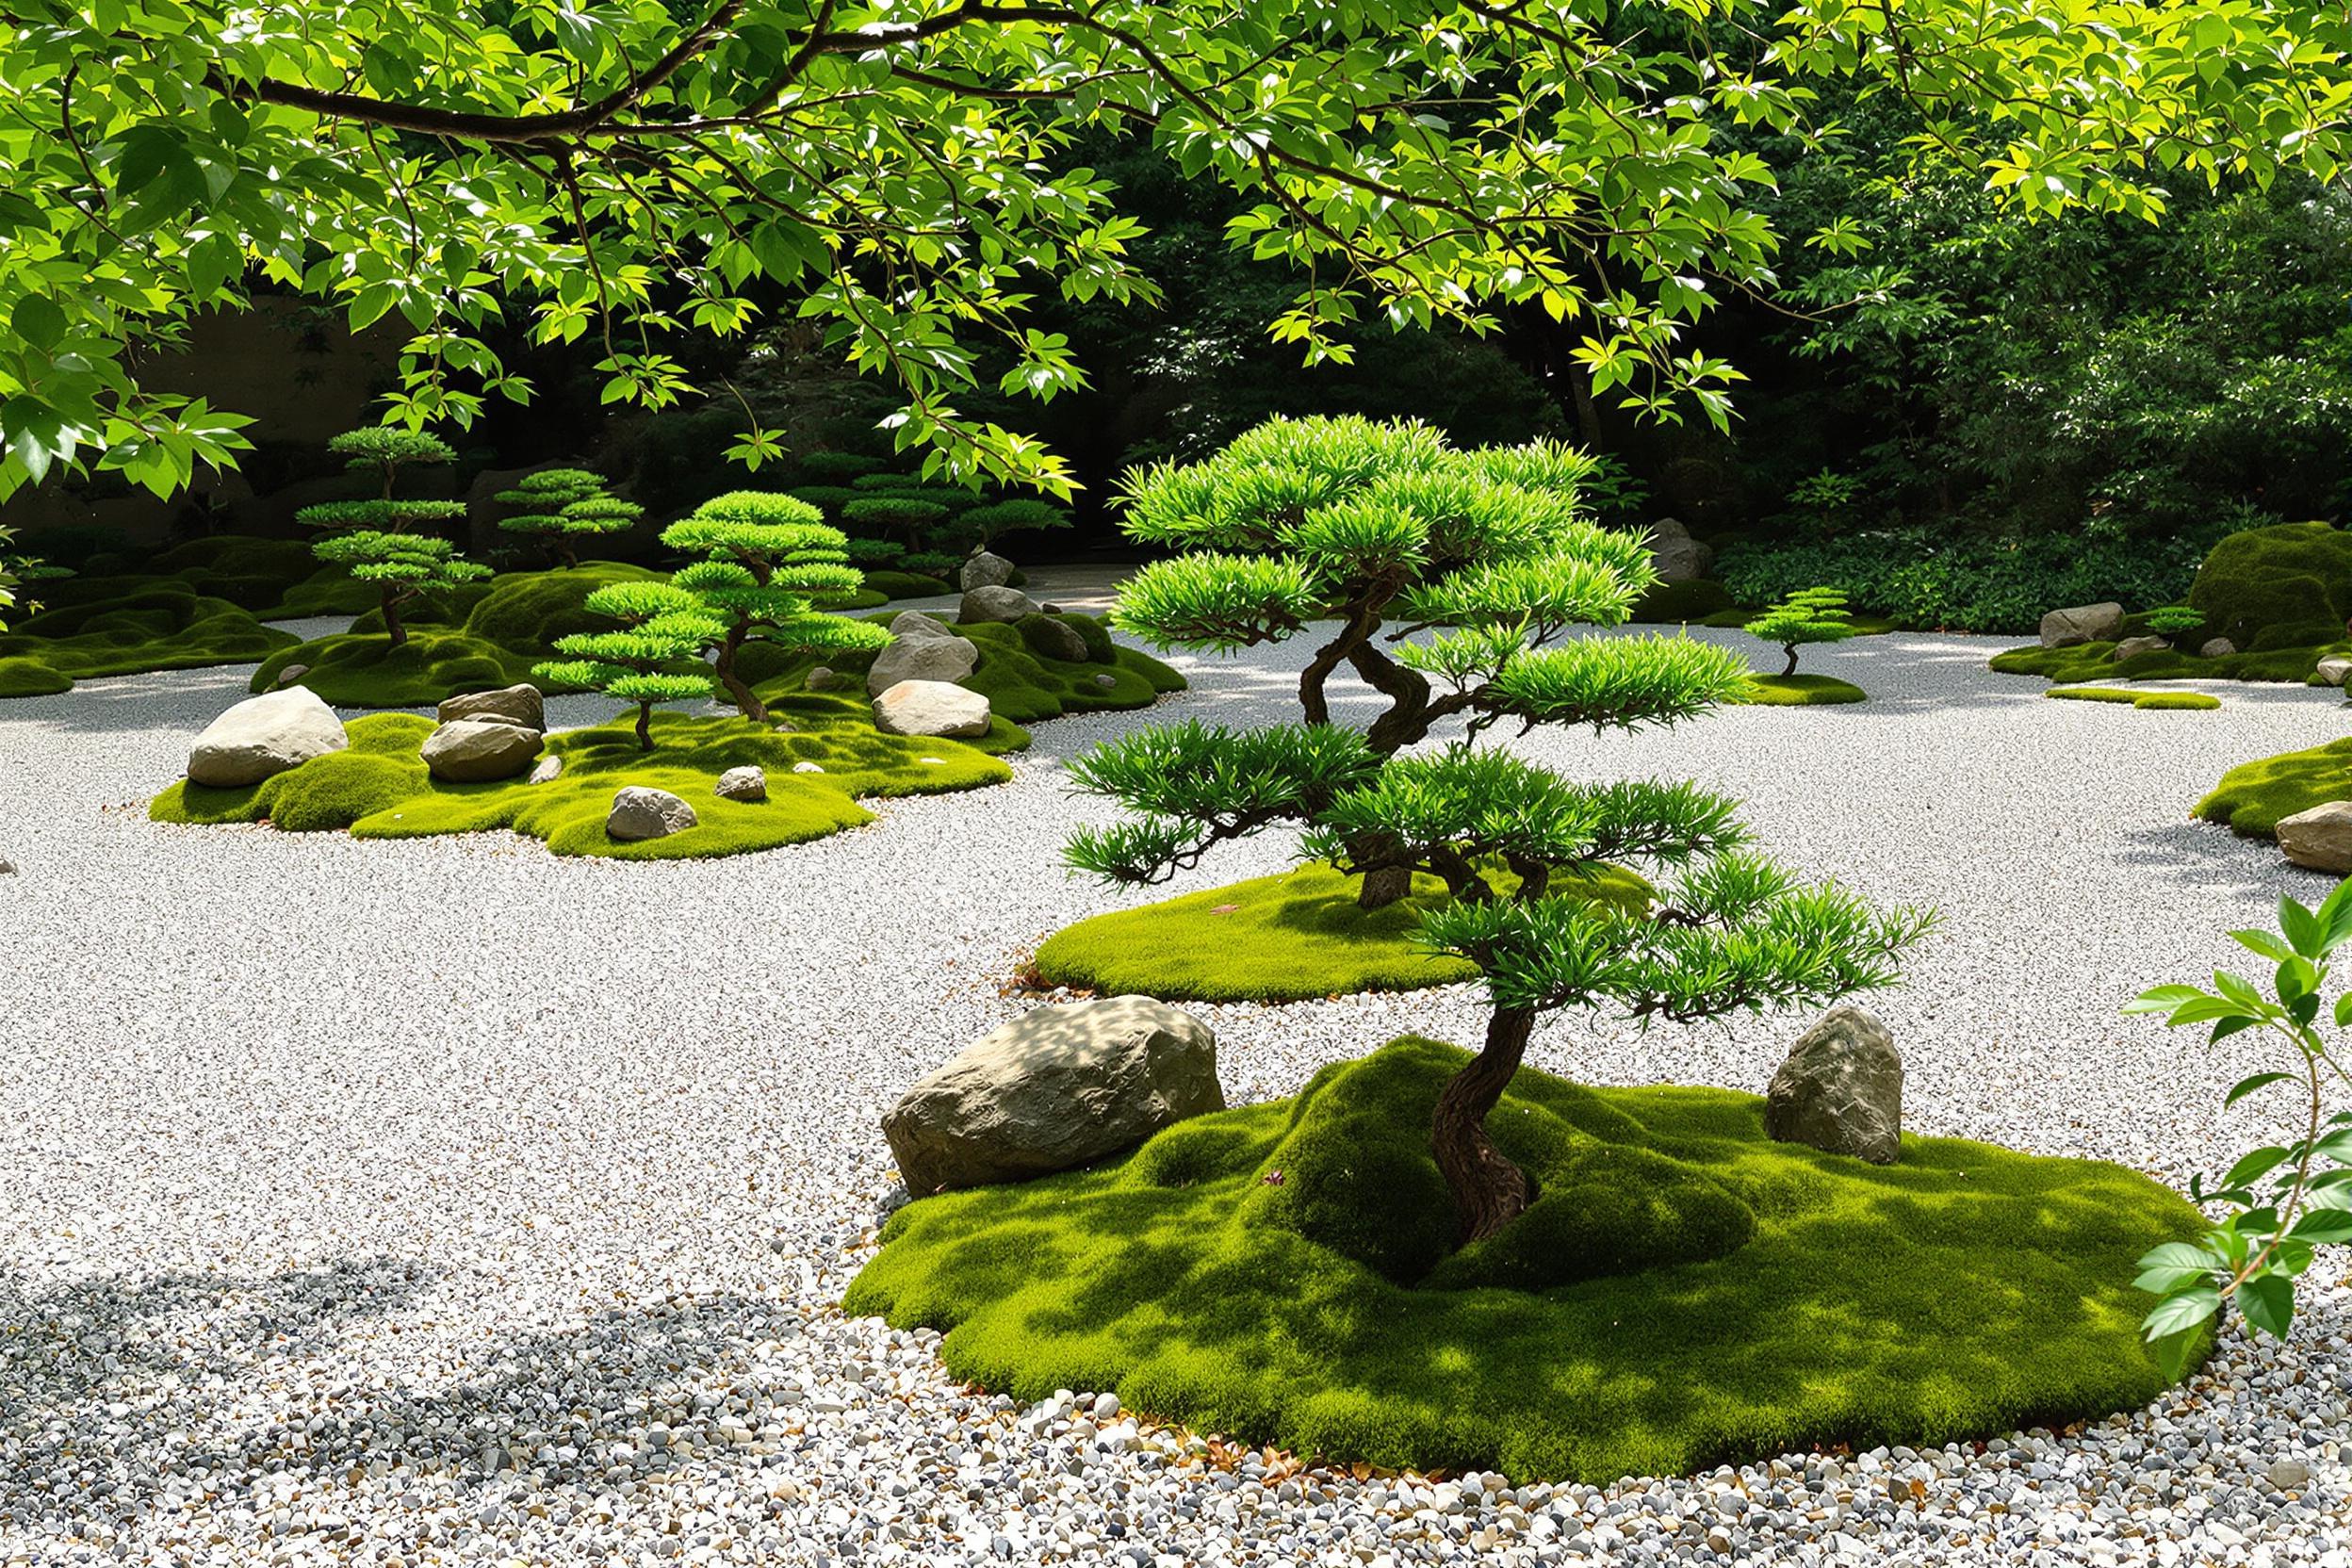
[747,611,1186,725]
[0,586,298,694]
[2193,739,2352,840]
[2045,687,2221,710]
[1736,673,1868,706]
[1031,861,1650,1003]
[1989,638,2344,686]
[152,699,1019,859]
[848,1036,2204,1484]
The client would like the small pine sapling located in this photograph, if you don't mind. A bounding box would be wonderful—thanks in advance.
[662,490,891,725]
[297,426,474,646]
[1746,586,1856,677]
[495,468,644,568]
[2144,606,2207,639]
[533,582,723,749]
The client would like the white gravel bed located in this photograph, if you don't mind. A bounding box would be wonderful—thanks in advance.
[3,591,2350,1566]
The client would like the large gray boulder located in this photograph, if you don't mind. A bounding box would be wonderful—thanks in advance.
[1022,614,1090,663]
[890,610,956,641]
[419,718,544,783]
[2039,602,2126,648]
[874,679,991,738]
[958,585,1040,625]
[1644,516,1713,583]
[959,551,1016,592]
[883,996,1225,1195]
[437,683,546,732]
[608,786,698,841]
[714,765,767,803]
[867,629,979,695]
[1765,1005,1903,1165]
[187,687,348,787]
[2277,802,2352,874]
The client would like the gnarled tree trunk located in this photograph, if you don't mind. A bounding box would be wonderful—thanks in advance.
[1431,1005,1538,1243]
[716,627,770,725]
[383,586,409,648]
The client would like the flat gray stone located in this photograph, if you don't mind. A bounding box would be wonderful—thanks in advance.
[188,687,348,788]
[873,679,990,738]
[2114,635,2169,661]
[868,629,979,695]
[1765,1005,1902,1165]
[882,996,1224,1195]
[2316,655,2352,688]
[2039,602,2125,648]
[527,755,564,784]
[607,786,698,841]
[437,683,546,732]
[271,663,310,689]
[419,718,543,783]
[2277,801,2352,874]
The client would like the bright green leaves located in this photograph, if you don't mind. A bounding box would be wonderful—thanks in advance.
[2122,876,2352,1377]
[1746,585,1859,675]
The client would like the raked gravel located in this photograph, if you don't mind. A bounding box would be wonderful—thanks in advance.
[3,580,2352,1566]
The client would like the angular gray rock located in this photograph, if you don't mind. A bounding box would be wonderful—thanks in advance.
[873,679,991,738]
[419,718,544,783]
[882,995,1225,1195]
[1644,516,1712,583]
[437,683,546,732]
[2316,655,2352,688]
[2277,801,2352,874]
[959,551,1015,591]
[2038,602,2126,648]
[187,687,348,788]
[1022,614,1090,663]
[714,765,767,803]
[2113,635,2169,662]
[1765,1005,1903,1165]
[889,610,956,641]
[0,856,14,875]
[957,585,1039,625]
[2201,638,2238,659]
[607,786,698,841]
[527,755,564,784]
[867,629,979,695]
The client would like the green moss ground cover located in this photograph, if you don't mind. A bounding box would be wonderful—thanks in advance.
[152,699,1019,859]
[0,586,297,694]
[1032,862,1649,1003]
[2193,738,2352,840]
[848,1036,2203,1483]
[1989,639,2344,686]
[861,569,952,600]
[1737,674,1867,706]
[2045,687,2220,710]
[747,611,1186,725]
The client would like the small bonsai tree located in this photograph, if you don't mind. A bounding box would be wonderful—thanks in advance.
[1746,586,1856,676]
[948,498,1071,559]
[662,491,892,725]
[494,468,643,568]
[297,426,476,646]
[534,582,722,749]
[2144,605,2207,639]
[840,494,952,555]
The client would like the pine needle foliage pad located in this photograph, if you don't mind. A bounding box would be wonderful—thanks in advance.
[150,704,1014,859]
[848,1037,2203,1484]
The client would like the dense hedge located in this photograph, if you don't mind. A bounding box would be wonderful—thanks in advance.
[1715,530,2216,635]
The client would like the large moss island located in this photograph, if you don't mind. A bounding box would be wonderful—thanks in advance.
[849,1037,2206,1484]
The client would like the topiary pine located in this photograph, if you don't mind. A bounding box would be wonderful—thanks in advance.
[494,468,643,568]
[840,495,953,554]
[2142,605,2207,637]
[1745,585,1856,677]
[661,490,891,726]
[946,498,1071,557]
[533,581,723,749]
[297,425,474,646]
[1062,416,1930,1243]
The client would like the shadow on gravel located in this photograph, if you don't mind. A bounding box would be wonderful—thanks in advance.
[0,1260,824,1551]
[2109,819,2316,899]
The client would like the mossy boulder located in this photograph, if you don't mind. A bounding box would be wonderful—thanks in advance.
[2195,738,2352,840]
[2186,521,2352,651]
[848,1036,2207,1483]
[746,611,1184,726]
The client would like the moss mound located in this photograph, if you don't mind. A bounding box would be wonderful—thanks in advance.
[0,586,297,693]
[848,1036,2204,1484]
[1988,638,2345,686]
[747,611,1186,724]
[1737,674,1867,706]
[860,569,952,600]
[0,656,73,696]
[151,703,1015,860]
[2194,738,2352,840]
[1629,579,1736,623]
[2046,686,2220,710]
[1032,861,1649,1003]
[2188,521,2352,650]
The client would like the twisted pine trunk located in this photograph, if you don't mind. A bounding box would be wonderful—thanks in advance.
[716,625,769,726]
[634,700,655,750]
[382,586,409,648]
[1782,643,1800,677]
[1431,1006,1538,1243]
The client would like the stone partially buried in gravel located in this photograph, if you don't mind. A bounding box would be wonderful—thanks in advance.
[2039,602,2126,648]
[1765,1004,1903,1164]
[607,786,698,841]
[883,995,1224,1195]
[186,686,348,787]
[436,682,546,732]
[2276,801,2352,874]
[419,718,543,783]
[873,679,990,738]
[714,765,767,803]
[867,630,979,695]
[957,585,1039,625]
